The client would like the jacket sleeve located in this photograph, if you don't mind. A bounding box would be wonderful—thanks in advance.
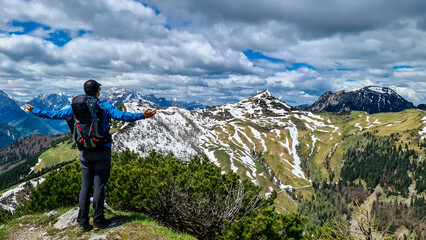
[31,106,73,119]
[101,102,145,122]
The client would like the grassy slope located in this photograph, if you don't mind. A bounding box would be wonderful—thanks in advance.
[33,140,79,172]
[300,109,426,183]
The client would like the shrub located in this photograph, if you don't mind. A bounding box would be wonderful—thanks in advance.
[221,204,307,240]
[0,209,12,224]
[107,150,268,239]
[107,149,307,239]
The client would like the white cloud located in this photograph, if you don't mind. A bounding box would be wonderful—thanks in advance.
[0,0,425,106]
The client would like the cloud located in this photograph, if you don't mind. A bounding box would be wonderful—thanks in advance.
[0,0,425,106]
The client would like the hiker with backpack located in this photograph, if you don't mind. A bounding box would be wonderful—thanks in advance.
[25,79,156,231]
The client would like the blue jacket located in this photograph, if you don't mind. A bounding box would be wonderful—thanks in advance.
[31,96,145,147]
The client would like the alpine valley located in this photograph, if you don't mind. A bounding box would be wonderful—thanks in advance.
[0,87,425,239]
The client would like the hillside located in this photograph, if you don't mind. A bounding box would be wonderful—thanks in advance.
[0,134,66,172]
[112,90,425,206]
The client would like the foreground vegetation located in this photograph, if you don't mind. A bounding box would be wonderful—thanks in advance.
[1,150,315,239]
[0,206,196,240]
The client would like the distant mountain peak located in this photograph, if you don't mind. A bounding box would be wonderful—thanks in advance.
[252,89,272,99]
[308,86,414,114]
[202,89,295,120]
[103,88,207,110]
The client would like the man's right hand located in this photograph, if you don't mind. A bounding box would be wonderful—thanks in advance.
[25,104,34,112]
[143,108,157,119]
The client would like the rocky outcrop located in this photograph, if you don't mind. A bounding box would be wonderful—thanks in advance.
[53,208,78,230]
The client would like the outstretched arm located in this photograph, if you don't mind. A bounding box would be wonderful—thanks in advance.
[26,104,73,119]
[101,102,156,122]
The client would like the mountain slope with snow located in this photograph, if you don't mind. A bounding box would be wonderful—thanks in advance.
[111,90,426,212]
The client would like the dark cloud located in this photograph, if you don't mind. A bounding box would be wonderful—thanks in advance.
[149,0,426,37]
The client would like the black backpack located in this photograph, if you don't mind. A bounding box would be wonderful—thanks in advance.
[67,94,111,150]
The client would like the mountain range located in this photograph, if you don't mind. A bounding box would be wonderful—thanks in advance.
[101,87,206,110]
[0,88,208,147]
[1,85,424,149]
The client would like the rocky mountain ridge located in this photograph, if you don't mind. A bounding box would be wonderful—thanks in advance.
[308,86,415,114]
[102,87,207,110]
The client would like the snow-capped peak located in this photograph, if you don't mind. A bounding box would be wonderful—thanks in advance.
[102,88,156,107]
[201,90,294,120]
[363,86,398,96]
[252,89,272,99]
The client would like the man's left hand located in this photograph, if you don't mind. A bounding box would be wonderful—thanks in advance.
[25,104,34,112]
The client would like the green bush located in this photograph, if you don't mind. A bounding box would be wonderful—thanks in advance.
[221,204,307,240]
[0,209,13,224]
[107,150,267,239]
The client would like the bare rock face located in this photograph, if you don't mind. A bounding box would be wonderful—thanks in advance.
[53,208,79,230]
[308,86,415,114]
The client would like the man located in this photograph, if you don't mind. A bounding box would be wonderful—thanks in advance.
[25,79,156,230]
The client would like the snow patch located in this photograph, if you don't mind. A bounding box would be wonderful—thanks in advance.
[287,121,307,179]
[0,178,45,212]
[248,126,267,152]
[29,158,43,174]
[419,116,426,139]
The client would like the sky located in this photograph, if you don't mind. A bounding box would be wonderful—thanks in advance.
[0,0,425,106]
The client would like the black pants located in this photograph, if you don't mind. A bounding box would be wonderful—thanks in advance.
[77,147,111,225]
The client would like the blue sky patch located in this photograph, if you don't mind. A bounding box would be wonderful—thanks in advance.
[44,30,72,47]
[393,65,412,69]
[286,62,316,71]
[336,68,352,71]
[346,79,355,82]
[77,29,92,37]
[8,20,47,35]
[243,49,284,63]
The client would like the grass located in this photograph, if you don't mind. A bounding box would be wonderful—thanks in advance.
[0,206,196,240]
[296,109,426,182]
[33,141,79,172]
[274,191,298,213]
[214,149,231,170]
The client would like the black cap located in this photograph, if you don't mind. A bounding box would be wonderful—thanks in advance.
[84,79,102,96]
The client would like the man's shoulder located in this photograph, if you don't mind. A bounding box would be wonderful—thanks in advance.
[99,101,113,108]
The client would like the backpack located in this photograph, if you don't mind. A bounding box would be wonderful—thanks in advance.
[67,94,111,150]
